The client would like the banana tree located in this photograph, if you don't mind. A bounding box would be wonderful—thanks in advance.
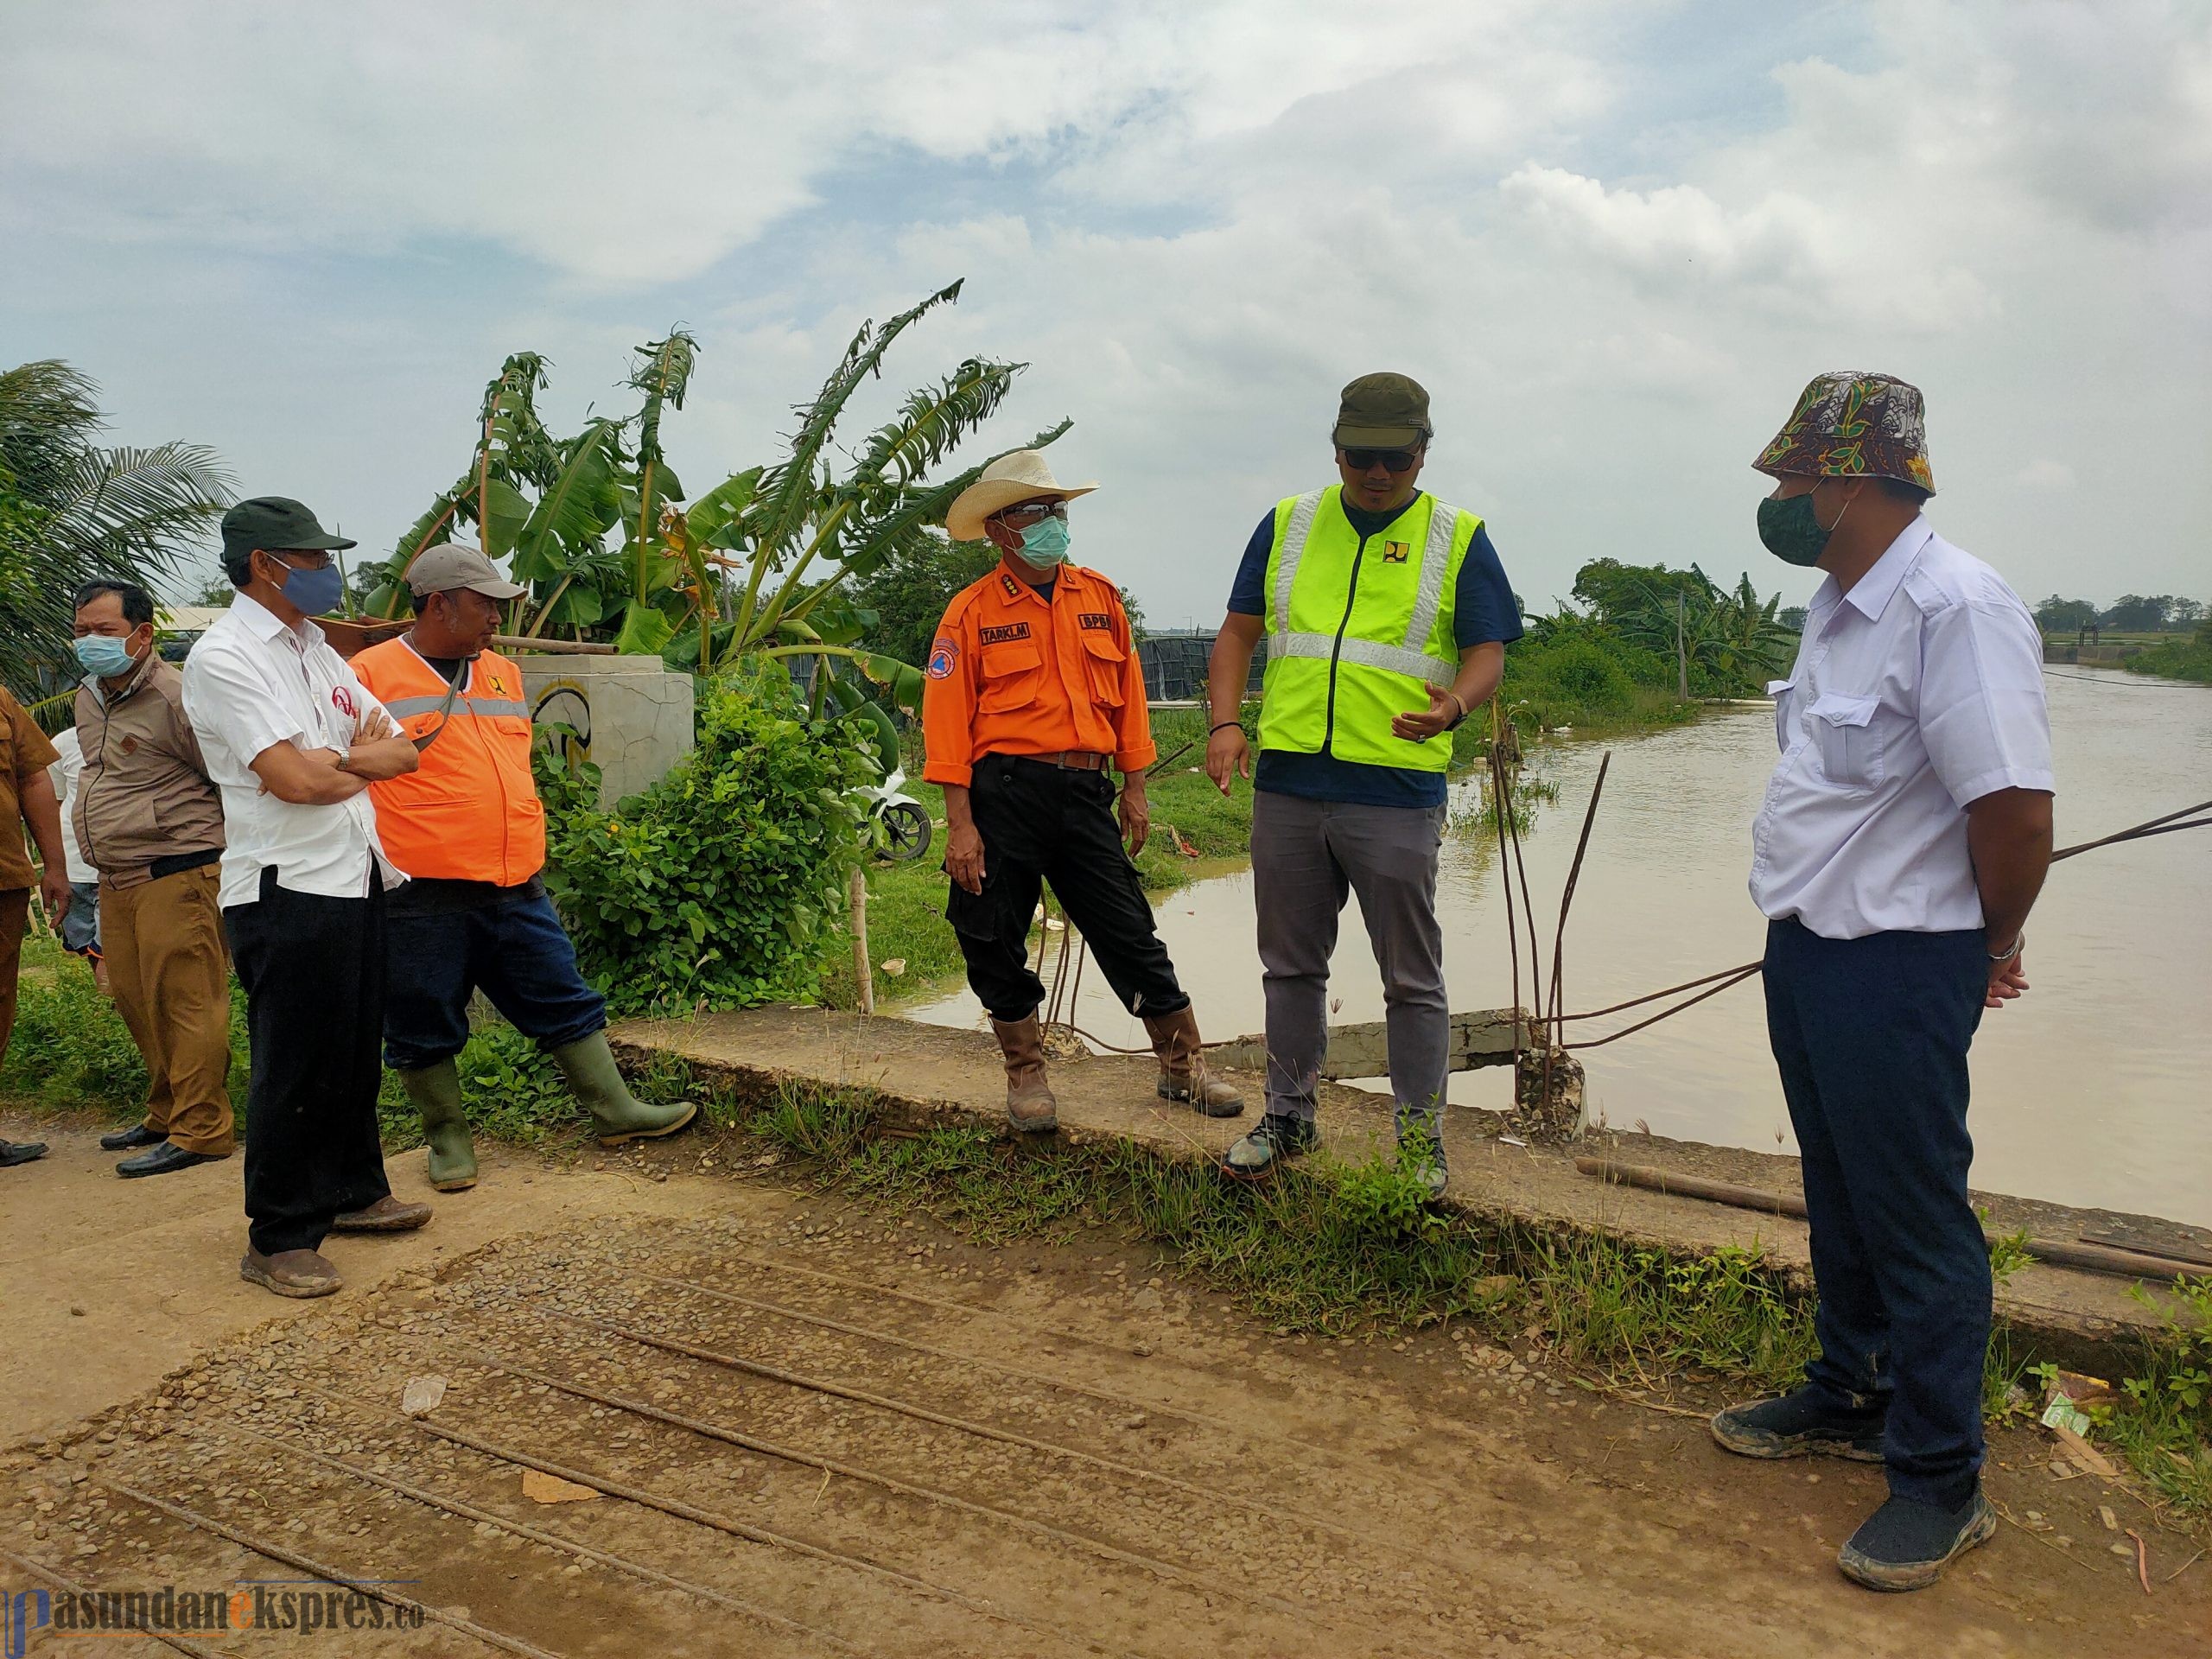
[369,283,1065,709]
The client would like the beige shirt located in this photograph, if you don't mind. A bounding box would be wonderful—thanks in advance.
[72,652,225,888]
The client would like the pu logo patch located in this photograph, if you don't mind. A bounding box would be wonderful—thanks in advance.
[1077,613,1111,631]
[1382,541,1411,564]
[330,685,357,719]
[978,622,1032,646]
[925,635,958,679]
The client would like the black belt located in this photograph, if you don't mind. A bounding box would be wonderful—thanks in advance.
[148,849,223,880]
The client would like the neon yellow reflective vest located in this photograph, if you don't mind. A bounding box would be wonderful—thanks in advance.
[1258,486,1481,772]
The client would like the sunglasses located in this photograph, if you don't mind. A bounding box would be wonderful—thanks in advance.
[1341,448,1422,474]
[995,501,1068,526]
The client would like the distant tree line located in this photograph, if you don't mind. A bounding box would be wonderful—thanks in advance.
[2033,594,2208,634]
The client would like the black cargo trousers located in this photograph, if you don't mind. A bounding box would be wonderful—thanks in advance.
[947,754,1191,1025]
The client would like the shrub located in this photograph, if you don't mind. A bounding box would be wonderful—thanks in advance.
[1525,639,1636,715]
[539,664,880,1015]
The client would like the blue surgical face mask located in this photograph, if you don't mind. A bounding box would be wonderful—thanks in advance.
[73,633,139,678]
[1015,518,1071,569]
[270,556,346,616]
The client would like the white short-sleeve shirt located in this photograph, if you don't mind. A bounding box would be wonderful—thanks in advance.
[1749,518,2054,940]
[180,593,404,907]
[48,728,98,884]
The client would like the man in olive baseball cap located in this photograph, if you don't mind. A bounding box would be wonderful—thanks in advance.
[219,497,356,585]
[1205,372,1522,1197]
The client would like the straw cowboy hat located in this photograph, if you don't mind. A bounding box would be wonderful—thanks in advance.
[944,449,1097,543]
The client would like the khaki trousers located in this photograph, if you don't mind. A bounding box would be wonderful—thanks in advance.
[102,865,236,1156]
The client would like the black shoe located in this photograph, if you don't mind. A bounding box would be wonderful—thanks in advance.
[118,1143,225,1179]
[1838,1492,1996,1591]
[1710,1386,1886,1462]
[1,1139,48,1167]
[101,1124,167,1152]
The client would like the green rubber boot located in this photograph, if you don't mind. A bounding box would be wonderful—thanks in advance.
[551,1033,698,1147]
[403,1058,477,1192]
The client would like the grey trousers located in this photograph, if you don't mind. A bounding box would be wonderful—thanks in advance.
[1249,789,1449,1131]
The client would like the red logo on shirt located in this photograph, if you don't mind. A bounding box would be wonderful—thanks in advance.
[330,685,357,720]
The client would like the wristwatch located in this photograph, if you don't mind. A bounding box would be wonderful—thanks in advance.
[1986,931,2024,964]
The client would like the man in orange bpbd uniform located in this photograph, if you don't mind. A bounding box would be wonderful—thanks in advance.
[922,451,1242,1132]
[351,545,696,1192]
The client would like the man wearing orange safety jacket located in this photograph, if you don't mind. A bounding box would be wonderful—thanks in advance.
[922,450,1242,1133]
[352,544,695,1192]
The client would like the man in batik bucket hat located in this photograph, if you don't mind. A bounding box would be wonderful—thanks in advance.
[1713,375,2056,1592]
[1753,370,1936,497]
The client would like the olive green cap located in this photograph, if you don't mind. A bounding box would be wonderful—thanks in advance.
[1332,372,1432,448]
[219,496,357,559]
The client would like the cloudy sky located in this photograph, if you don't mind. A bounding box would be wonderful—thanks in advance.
[7,0,2209,624]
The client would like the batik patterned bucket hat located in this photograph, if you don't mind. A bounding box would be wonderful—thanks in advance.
[1753,372,1935,494]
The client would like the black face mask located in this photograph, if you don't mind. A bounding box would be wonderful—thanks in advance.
[1757,488,1849,567]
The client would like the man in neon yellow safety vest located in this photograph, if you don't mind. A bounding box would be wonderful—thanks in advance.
[1204,373,1521,1196]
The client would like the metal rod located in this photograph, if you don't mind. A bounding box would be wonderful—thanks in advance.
[1547,750,1612,1052]
[551,1305,1403,1554]
[296,1387,1124,1659]
[1563,966,1763,1050]
[615,1266,1512,1512]
[221,1423,863,1656]
[100,1480,566,1659]
[452,1347,1443,1654]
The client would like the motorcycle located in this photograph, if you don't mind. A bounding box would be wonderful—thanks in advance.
[859,766,933,861]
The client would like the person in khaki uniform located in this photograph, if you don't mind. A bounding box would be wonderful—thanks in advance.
[70,579,236,1178]
[0,681,73,1168]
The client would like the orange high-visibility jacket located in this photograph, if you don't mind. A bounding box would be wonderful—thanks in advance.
[920,559,1155,788]
[350,637,544,886]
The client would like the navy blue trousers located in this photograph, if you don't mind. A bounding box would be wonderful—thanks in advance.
[383,886,607,1070]
[1763,917,1991,1509]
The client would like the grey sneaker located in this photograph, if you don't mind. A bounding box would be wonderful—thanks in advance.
[1397,1119,1447,1198]
[1224,1113,1319,1178]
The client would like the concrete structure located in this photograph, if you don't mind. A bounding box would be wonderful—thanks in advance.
[519,652,695,806]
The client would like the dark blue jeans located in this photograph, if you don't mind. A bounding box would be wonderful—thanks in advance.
[384,885,607,1070]
[1764,917,1991,1509]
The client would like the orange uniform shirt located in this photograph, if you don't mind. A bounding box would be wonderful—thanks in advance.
[921,560,1155,787]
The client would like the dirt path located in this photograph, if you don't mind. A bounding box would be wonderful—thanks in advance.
[3,1118,2206,1656]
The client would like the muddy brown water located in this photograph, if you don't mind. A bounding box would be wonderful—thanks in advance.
[912,668,2212,1227]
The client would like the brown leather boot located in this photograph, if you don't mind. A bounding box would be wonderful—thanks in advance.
[1143,1007,1244,1117]
[991,1014,1058,1134]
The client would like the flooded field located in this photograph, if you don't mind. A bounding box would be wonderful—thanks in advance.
[911,669,2212,1226]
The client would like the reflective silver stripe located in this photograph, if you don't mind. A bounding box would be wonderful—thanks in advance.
[1269,491,1325,636]
[1268,630,1454,689]
[1403,497,1460,658]
[381,694,531,719]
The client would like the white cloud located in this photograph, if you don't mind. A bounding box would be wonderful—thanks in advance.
[5,0,2209,616]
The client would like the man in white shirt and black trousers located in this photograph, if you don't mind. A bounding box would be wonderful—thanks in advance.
[1709,374,2055,1592]
[181,497,429,1299]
